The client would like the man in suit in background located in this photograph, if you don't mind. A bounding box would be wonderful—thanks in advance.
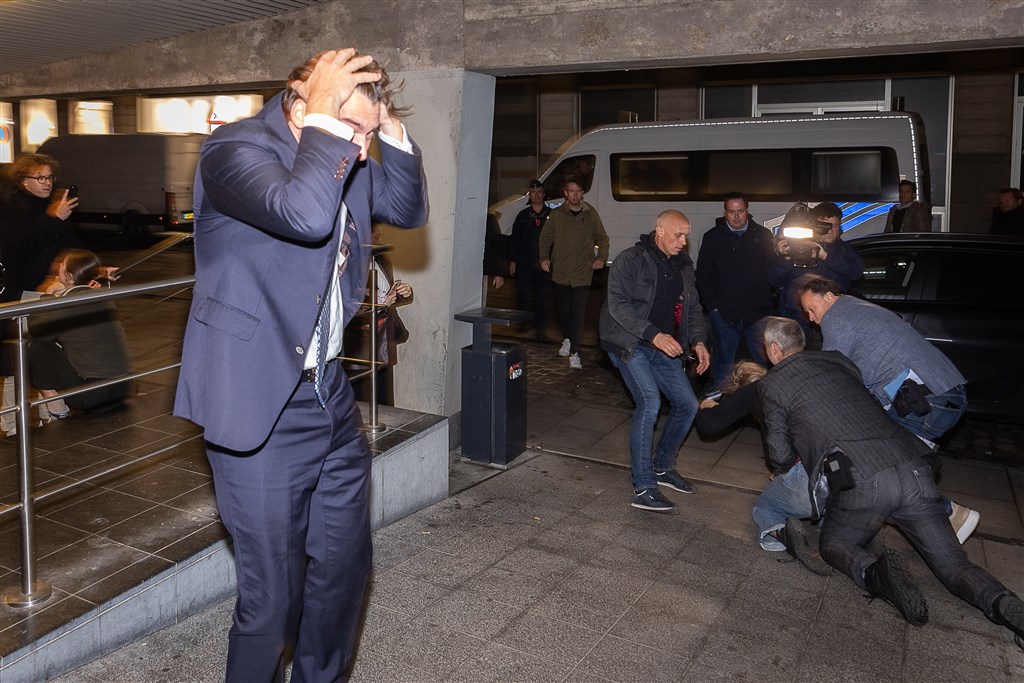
[757,317,1023,638]
[174,49,428,682]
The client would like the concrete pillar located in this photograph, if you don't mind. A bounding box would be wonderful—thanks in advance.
[380,68,495,422]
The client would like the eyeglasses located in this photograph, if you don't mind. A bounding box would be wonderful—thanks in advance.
[27,175,56,183]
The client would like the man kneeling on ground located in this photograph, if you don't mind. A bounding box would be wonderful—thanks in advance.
[757,316,1024,636]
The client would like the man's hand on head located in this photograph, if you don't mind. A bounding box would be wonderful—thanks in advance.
[299,49,381,120]
[379,102,404,143]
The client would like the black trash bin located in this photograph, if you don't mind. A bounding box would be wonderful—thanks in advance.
[455,308,531,466]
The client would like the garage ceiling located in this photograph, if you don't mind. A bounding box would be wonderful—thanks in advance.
[0,0,333,75]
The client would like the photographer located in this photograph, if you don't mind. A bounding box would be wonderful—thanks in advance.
[768,202,863,344]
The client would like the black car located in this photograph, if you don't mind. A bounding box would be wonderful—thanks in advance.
[845,232,1024,422]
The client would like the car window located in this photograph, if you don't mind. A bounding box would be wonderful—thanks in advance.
[934,251,1024,306]
[857,250,917,300]
[543,154,596,198]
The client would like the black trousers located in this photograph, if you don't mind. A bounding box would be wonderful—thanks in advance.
[515,266,551,334]
[207,361,372,683]
[28,339,128,411]
[554,283,590,355]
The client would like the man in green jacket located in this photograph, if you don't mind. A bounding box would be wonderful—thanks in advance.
[539,176,609,369]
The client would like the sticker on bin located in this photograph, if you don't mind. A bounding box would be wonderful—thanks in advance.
[508,361,523,380]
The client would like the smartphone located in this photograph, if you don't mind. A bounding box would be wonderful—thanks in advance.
[63,185,78,200]
[703,390,723,402]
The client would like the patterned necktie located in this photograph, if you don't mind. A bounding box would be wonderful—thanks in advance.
[314,209,357,405]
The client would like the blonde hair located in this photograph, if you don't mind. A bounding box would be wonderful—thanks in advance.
[723,361,767,394]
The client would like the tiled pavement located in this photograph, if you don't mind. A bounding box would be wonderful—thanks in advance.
[53,450,1024,682]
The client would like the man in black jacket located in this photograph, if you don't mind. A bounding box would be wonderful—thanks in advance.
[599,210,710,514]
[507,179,552,339]
[696,192,775,389]
[758,317,1024,637]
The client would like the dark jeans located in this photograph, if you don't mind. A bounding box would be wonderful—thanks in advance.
[516,265,551,335]
[820,459,1010,618]
[708,311,769,390]
[554,283,590,354]
[28,339,128,412]
[608,344,699,490]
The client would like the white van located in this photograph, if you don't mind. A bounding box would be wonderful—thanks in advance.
[37,133,204,235]
[489,113,930,263]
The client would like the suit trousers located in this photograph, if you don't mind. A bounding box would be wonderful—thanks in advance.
[207,360,372,683]
[820,459,1010,618]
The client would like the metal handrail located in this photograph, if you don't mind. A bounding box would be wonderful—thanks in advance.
[1,243,396,607]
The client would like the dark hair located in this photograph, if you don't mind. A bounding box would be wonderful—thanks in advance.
[798,275,843,299]
[60,249,103,285]
[724,191,748,208]
[999,187,1022,201]
[763,317,806,356]
[9,153,59,185]
[811,201,842,221]
[899,180,916,193]
[281,50,408,119]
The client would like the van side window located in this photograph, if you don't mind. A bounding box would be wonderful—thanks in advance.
[707,151,793,196]
[542,155,596,199]
[611,153,689,201]
[856,251,917,301]
[812,151,882,195]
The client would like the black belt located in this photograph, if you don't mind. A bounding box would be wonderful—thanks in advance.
[300,360,336,383]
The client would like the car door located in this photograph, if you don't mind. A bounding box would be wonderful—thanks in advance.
[914,247,1024,421]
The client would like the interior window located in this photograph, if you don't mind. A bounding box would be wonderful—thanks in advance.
[611,153,689,201]
[543,154,596,199]
[856,251,916,300]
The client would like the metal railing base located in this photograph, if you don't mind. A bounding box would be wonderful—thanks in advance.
[4,581,53,608]
[364,421,387,434]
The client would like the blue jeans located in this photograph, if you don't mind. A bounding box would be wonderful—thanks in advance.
[820,459,1010,618]
[609,344,699,491]
[884,383,966,442]
[752,465,812,541]
[709,310,769,390]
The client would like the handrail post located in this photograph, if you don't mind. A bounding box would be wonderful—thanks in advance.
[365,266,385,434]
[4,315,53,608]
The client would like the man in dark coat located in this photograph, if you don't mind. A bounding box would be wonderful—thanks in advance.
[758,317,1024,637]
[696,191,775,389]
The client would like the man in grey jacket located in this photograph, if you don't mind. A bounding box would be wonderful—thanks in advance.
[599,210,710,513]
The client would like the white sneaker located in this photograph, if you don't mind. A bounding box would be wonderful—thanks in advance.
[558,338,571,357]
[948,502,980,544]
[569,353,582,369]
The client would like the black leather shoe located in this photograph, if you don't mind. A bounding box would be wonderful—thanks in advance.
[864,549,928,626]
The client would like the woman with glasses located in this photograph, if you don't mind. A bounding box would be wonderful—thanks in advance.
[1,153,81,303]
[1,153,82,434]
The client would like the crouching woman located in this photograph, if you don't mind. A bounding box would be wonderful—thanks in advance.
[29,249,133,414]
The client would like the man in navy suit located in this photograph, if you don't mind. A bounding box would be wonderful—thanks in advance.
[174,49,428,682]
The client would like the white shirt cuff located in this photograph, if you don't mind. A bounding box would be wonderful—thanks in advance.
[378,124,413,154]
[302,113,355,141]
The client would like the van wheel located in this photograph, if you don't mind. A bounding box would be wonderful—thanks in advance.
[121,212,146,245]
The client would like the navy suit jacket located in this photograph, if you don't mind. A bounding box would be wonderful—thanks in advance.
[174,93,428,452]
